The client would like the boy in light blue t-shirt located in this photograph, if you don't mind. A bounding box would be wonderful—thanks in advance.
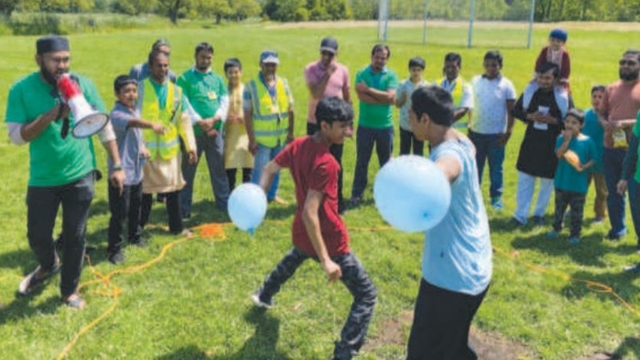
[548,109,596,244]
[395,56,428,156]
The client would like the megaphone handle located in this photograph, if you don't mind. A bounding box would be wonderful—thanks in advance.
[61,117,70,139]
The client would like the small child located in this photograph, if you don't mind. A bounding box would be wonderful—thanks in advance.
[548,109,596,244]
[251,97,376,360]
[107,75,153,264]
[582,85,608,223]
[395,56,428,156]
[223,58,253,191]
[534,28,571,87]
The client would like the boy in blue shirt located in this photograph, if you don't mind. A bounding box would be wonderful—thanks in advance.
[548,109,596,244]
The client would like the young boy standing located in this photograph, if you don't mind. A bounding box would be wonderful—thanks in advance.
[395,56,428,155]
[251,97,377,360]
[548,109,596,244]
[582,85,608,223]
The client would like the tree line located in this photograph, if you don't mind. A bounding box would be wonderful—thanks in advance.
[2,0,640,24]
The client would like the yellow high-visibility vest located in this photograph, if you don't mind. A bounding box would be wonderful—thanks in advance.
[247,76,290,148]
[439,77,469,125]
[140,78,182,161]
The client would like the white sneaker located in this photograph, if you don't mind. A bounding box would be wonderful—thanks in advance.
[250,291,273,309]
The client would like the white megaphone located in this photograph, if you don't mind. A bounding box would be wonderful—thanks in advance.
[57,74,110,138]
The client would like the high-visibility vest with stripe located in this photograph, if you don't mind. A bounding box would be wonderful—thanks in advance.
[247,76,290,148]
[439,77,469,125]
[140,78,182,161]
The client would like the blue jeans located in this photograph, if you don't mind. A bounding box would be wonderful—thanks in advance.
[251,143,283,201]
[604,148,628,237]
[181,134,231,216]
[469,130,504,198]
[351,126,394,199]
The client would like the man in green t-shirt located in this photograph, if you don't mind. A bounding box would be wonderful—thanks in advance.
[619,117,640,272]
[350,44,399,206]
[5,36,125,309]
[177,42,230,216]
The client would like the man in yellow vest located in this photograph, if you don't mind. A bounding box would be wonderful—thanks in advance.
[437,53,474,129]
[244,50,294,203]
[138,49,197,236]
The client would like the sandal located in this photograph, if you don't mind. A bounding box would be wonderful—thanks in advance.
[63,293,86,310]
[18,261,61,296]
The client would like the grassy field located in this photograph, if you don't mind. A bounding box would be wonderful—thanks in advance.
[1,20,640,359]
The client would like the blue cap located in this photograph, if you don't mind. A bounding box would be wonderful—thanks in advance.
[549,28,568,42]
[260,50,279,64]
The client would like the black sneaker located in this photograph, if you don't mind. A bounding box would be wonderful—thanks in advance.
[250,291,274,309]
[108,251,125,264]
[129,240,147,248]
[624,263,640,273]
[606,231,623,241]
[532,216,545,227]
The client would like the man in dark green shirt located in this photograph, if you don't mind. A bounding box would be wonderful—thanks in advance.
[177,42,230,215]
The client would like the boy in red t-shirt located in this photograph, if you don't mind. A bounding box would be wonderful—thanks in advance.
[251,97,377,360]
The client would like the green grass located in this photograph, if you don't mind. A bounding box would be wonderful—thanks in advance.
[1,20,640,359]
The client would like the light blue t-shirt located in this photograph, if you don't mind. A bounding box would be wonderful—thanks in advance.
[396,78,427,131]
[422,137,492,295]
[554,134,596,194]
[581,108,604,173]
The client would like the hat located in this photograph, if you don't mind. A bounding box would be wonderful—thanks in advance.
[36,36,69,55]
[549,28,568,42]
[320,37,338,54]
[260,50,279,65]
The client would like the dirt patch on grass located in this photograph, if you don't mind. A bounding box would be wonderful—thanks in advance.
[366,310,539,359]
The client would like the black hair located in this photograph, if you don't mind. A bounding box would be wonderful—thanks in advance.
[315,96,354,126]
[411,86,454,127]
[195,42,214,55]
[565,108,585,124]
[371,44,391,58]
[224,58,242,72]
[591,85,606,94]
[148,49,168,66]
[408,56,426,70]
[483,50,503,68]
[624,49,640,62]
[536,61,559,78]
[113,74,137,93]
[444,52,462,67]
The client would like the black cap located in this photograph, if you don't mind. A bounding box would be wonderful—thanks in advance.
[320,37,338,54]
[36,36,69,55]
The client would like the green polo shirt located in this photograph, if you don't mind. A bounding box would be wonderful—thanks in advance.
[355,65,398,129]
[177,68,228,136]
[5,71,105,187]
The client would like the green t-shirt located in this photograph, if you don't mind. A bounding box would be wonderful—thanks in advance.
[355,65,399,129]
[177,68,228,136]
[5,72,105,187]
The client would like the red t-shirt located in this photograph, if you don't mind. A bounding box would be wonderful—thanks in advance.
[274,136,350,257]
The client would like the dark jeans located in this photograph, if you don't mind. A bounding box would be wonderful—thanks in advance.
[553,189,587,238]
[468,130,505,199]
[399,127,424,156]
[257,247,377,360]
[604,148,628,237]
[141,191,183,234]
[108,182,143,253]
[407,279,488,360]
[307,122,345,211]
[26,172,94,298]
[181,134,231,216]
[226,168,252,192]
[351,125,394,200]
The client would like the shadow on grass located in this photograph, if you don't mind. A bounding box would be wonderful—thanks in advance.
[155,308,292,360]
[0,248,33,271]
[609,337,640,360]
[510,232,611,267]
[0,294,61,326]
[88,198,109,218]
[560,267,640,306]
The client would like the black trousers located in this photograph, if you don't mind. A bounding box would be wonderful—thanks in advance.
[140,190,183,234]
[553,189,587,238]
[307,122,345,211]
[226,168,252,192]
[399,127,424,156]
[407,279,488,360]
[108,182,143,253]
[26,172,94,298]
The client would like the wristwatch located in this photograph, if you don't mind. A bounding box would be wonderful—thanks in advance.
[112,163,123,171]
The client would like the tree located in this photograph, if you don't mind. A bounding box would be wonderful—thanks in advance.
[112,0,157,15]
[263,0,306,22]
[190,0,232,23]
[157,0,188,24]
[231,0,261,21]
[0,0,20,18]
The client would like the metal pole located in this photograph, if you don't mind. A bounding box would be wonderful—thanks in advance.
[383,0,390,42]
[422,0,429,44]
[467,0,476,48]
[527,0,536,49]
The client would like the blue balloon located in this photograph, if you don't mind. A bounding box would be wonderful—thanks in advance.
[228,183,268,233]
[374,155,451,232]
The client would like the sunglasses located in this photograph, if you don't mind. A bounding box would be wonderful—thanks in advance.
[619,60,639,66]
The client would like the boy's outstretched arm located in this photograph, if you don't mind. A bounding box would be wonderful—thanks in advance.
[259,160,281,194]
[303,189,342,283]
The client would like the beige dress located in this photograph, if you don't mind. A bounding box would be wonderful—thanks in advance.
[224,84,254,169]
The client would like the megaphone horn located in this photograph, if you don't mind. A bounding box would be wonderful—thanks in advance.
[57,74,110,139]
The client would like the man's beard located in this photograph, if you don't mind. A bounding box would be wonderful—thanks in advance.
[620,70,639,81]
[40,66,64,86]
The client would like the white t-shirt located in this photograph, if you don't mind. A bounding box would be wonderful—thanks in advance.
[470,75,516,134]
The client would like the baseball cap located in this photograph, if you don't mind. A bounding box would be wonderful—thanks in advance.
[260,50,279,64]
[320,37,338,54]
